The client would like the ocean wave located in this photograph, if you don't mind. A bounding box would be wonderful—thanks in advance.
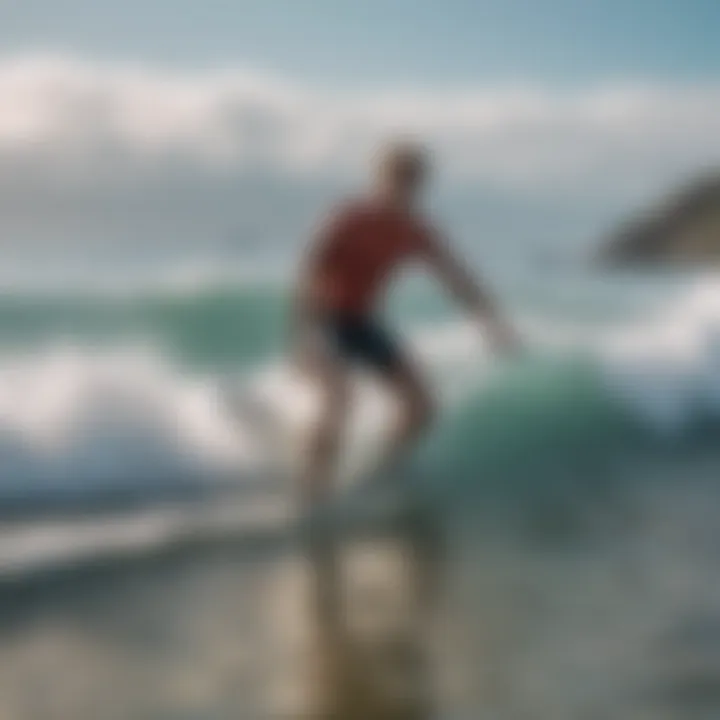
[599,278,720,434]
[3,277,720,576]
[0,345,259,511]
[1,277,720,518]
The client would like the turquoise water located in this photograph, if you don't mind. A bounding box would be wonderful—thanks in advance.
[0,265,714,516]
[0,269,713,494]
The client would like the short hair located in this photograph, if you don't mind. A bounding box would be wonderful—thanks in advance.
[377,140,430,184]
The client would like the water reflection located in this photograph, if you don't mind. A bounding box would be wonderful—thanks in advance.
[277,509,444,720]
[0,501,446,719]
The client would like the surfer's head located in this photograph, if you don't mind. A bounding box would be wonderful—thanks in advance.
[374,140,431,208]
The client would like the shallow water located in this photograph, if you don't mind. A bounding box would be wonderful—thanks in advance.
[3,464,720,720]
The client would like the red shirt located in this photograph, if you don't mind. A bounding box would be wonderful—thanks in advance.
[311,201,435,316]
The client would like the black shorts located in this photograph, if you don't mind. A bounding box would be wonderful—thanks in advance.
[318,313,402,375]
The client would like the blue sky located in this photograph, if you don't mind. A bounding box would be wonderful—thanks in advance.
[3,0,720,83]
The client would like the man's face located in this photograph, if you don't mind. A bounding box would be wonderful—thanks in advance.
[380,153,429,204]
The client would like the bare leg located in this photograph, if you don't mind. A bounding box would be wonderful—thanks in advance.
[372,355,436,482]
[298,353,351,509]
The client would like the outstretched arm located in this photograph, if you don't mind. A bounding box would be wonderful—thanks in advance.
[423,234,520,355]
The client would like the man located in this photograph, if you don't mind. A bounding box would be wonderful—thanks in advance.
[292,142,519,507]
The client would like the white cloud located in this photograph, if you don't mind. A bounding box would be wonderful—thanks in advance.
[0,53,719,196]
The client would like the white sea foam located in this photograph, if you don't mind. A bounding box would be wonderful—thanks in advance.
[0,316,492,508]
[0,345,258,500]
[0,275,718,503]
[3,277,720,575]
[598,276,720,434]
[2,275,720,506]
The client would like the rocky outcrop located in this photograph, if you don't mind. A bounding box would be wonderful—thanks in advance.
[600,175,720,265]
